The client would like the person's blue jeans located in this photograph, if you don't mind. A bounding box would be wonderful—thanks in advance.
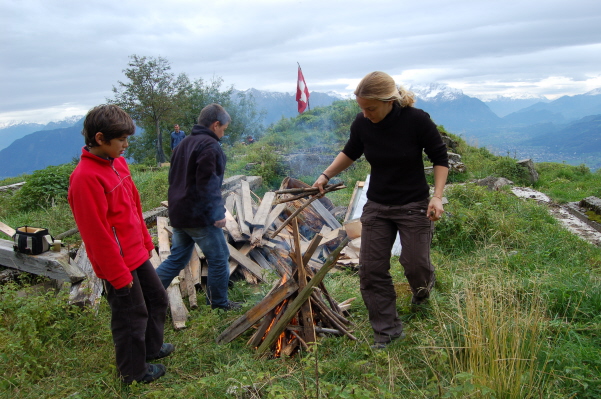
[156,226,230,309]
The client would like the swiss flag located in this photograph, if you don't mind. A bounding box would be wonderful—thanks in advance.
[296,66,310,113]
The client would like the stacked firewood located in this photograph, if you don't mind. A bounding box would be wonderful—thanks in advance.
[153,176,353,331]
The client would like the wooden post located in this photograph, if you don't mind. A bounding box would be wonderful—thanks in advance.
[292,218,316,344]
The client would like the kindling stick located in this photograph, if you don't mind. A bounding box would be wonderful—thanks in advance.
[270,183,345,238]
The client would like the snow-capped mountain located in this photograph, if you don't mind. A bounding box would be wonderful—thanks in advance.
[0,116,84,151]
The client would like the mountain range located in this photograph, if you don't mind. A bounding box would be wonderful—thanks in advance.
[0,86,600,179]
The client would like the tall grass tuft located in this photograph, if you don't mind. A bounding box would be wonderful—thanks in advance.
[422,278,548,398]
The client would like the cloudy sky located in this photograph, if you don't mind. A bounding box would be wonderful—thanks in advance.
[2,0,601,125]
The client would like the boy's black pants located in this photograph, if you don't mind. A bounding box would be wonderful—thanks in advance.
[104,260,168,383]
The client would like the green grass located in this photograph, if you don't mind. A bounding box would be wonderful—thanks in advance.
[2,131,601,397]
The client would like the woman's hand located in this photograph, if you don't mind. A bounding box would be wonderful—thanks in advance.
[312,174,330,194]
[427,197,444,222]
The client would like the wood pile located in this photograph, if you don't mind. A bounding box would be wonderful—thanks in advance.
[0,175,366,342]
[153,177,353,331]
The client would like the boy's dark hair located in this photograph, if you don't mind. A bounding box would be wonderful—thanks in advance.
[82,104,136,147]
[197,103,231,128]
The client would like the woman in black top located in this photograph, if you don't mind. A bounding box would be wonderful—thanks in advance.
[313,71,449,348]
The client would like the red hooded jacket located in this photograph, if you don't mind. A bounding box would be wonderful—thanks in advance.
[68,147,154,289]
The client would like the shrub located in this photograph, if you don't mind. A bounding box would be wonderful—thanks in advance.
[11,164,75,211]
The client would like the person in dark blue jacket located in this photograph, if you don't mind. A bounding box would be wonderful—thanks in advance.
[157,104,240,311]
[170,124,186,150]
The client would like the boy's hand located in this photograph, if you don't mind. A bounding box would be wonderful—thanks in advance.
[126,281,134,289]
[214,218,226,228]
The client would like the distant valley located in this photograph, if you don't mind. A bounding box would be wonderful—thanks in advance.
[0,86,600,179]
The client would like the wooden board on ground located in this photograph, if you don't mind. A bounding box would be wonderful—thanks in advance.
[68,242,103,308]
[153,227,188,330]
[0,238,85,283]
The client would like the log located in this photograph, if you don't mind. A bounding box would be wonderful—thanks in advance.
[0,239,85,283]
[216,278,299,344]
[256,237,349,356]
[68,242,103,308]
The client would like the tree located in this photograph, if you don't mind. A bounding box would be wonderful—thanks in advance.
[109,55,190,164]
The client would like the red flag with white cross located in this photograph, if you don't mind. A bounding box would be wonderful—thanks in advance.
[296,65,310,113]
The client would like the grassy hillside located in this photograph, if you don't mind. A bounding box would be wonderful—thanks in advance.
[1,105,601,398]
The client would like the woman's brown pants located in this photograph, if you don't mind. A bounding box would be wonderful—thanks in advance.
[359,199,435,343]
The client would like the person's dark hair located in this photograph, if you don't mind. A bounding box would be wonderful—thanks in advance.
[354,71,415,108]
[197,103,231,128]
[82,104,135,147]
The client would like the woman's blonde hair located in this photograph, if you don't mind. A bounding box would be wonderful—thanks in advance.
[354,71,415,108]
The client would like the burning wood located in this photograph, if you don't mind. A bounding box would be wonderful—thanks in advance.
[217,221,354,358]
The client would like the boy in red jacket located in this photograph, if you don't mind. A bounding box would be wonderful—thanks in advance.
[68,104,173,384]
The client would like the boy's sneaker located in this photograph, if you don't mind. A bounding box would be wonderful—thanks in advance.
[370,331,406,350]
[138,363,166,383]
[146,343,175,361]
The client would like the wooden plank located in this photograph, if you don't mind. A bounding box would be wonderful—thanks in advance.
[292,218,316,344]
[302,233,323,266]
[249,249,274,271]
[227,243,266,282]
[0,221,16,238]
[252,192,276,227]
[188,251,201,286]
[68,242,103,308]
[311,199,342,230]
[149,250,188,330]
[224,192,235,213]
[141,206,169,224]
[224,209,245,242]
[184,263,198,309]
[263,203,286,233]
[157,217,171,262]
[344,180,364,223]
[0,182,25,192]
[240,180,255,226]
[216,278,299,344]
[256,237,349,356]
[234,193,251,237]
[0,238,85,283]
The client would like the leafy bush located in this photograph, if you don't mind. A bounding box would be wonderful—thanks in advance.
[11,163,75,211]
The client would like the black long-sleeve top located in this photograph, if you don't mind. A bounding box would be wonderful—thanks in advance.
[167,124,226,228]
[342,104,449,206]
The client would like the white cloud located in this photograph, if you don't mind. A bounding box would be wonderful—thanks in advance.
[1,0,601,123]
